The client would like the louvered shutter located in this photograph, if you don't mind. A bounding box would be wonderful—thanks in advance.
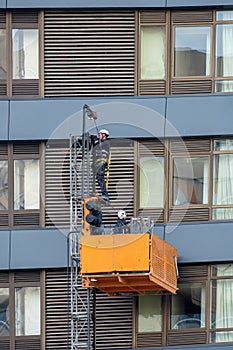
[96,292,134,349]
[44,11,135,97]
[169,138,211,222]
[45,269,70,350]
[45,141,70,227]
[138,140,165,223]
[11,11,40,97]
[171,10,213,95]
[139,11,167,96]
[101,140,135,225]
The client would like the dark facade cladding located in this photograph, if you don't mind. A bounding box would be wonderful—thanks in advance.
[1,1,233,350]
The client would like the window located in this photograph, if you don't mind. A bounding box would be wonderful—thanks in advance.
[172,157,209,206]
[174,26,211,77]
[0,271,42,350]
[0,29,6,80]
[171,282,206,329]
[212,139,233,220]
[140,156,164,208]
[140,26,166,79]
[0,143,42,228]
[15,287,40,336]
[0,160,8,210]
[138,295,162,332]
[210,264,233,343]
[0,288,9,336]
[215,11,233,92]
[12,29,39,80]
[0,11,41,98]
[137,263,233,347]
[138,9,233,95]
[14,159,40,210]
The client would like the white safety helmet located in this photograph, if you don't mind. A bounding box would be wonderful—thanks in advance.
[99,129,109,137]
[118,210,126,220]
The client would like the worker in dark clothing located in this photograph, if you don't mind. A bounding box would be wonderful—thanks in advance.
[91,129,110,202]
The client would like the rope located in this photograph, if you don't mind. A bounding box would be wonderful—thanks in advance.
[106,151,111,190]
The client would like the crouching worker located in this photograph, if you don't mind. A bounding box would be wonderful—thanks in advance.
[114,210,130,234]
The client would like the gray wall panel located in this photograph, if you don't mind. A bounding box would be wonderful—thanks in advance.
[9,98,166,140]
[167,0,233,6]
[10,229,68,269]
[0,0,6,8]
[0,101,9,140]
[7,0,165,8]
[0,231,10,269]
[165,222,233,263]
[165,95,233,137]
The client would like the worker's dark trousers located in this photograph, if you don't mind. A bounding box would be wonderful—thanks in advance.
[95,163,108,196]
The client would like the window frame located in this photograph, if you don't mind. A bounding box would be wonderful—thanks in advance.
[0,142,44,228]
[0,270,43,349]
[0,11,42,98]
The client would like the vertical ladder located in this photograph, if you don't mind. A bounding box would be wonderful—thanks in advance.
[69,105,97,350]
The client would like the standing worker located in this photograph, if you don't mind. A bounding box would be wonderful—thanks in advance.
[91,129,110,202]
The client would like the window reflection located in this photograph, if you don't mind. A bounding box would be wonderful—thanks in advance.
[15,287,40,336]
[210,264,233,342]
[0,288,9,336]
[171,282,206,329]
[138,295,162,332]
[0,161,8,210]
[140,157,164,208]
[14,159,40,210]
[12,29,39,79]
[174,26,211,77]
[172,157,209,205]
[0,29,6,80]
[140,26,166,79]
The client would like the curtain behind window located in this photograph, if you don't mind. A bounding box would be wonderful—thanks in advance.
[140,26,165,79]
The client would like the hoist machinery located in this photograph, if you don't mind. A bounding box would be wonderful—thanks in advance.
[69,105,179,350]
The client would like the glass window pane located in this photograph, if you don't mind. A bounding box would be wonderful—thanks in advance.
[138,295,162,332]
[211,331,233,343]
[15,287,40,336]
[211,264,233,277]
[140,26,166,79]
[171,282,206,329]
[210,279,233,333]
[214,139,233,151]
[0,29,6,80]
[0,161,8,210]
[216,11,233,21]
[172,157,209,205]
[140,157,164,208]
[215,81,233,93]
[0,288,10,336]
[174,26,211,77]
[213,154,233,205]
[14,159,40,210]
[212,208,233,220]
[215,25,233,79]
[12,29,39,79]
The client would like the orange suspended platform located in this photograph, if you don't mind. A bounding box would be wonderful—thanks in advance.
[80,233,178,295]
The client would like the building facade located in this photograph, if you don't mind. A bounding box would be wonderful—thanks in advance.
[0,0,233,350]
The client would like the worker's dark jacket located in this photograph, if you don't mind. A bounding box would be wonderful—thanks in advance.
[91,136,110,167]
[91,135,110,196]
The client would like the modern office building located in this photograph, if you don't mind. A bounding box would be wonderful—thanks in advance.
[0,0,233,350]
